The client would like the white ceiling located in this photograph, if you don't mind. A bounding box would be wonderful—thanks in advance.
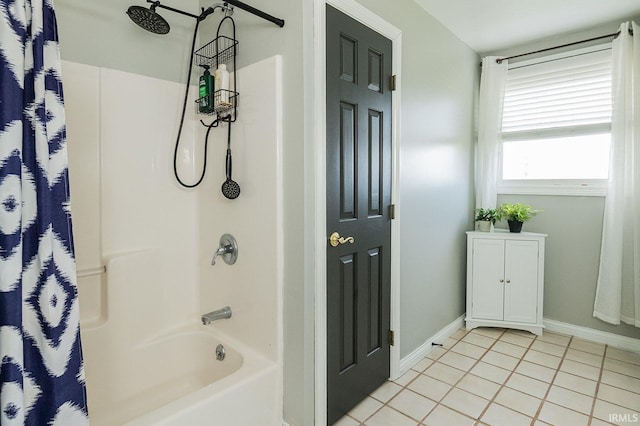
[413,0,640,54]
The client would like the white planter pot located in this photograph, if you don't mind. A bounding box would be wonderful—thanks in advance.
[477,220,491,232]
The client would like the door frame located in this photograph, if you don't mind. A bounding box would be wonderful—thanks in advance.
[313,1,402,424]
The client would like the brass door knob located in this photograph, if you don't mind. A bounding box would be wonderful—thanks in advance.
[329,232,355,247]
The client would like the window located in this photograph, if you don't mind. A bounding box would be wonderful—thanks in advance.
[499,46,612,195]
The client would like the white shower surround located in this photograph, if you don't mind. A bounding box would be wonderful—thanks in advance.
[64,55,283,424]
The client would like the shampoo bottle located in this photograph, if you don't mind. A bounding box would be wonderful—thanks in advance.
[214,64,231,107]
[198,65,214,114]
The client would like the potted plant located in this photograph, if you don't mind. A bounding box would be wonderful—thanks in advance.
[475,208,501,232]
[498,202,540,233]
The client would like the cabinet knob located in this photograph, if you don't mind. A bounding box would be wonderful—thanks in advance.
[499,279,504,283]
[506,280,511,283]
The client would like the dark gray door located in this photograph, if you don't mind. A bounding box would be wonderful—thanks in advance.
[326,5,393,425]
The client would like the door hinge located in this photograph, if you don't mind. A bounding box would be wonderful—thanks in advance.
[388,330,395,346]
[389,204,396,219]
[390,75,397,91]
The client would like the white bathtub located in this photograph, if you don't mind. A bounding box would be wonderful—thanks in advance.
[84,326,279,425]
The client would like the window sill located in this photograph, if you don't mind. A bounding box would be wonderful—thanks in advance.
[497,180,607,197]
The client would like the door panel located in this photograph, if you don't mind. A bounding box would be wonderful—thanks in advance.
[339,34,357,83]
[472,239,505,321]
[504,240,539,323]
[339,253,357,372]
[367,49,383,92]
[368,110,383,216]
[339,102,357,219]
[326,5,392,425]
[366,247,382,354]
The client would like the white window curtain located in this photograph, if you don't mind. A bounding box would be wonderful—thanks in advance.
[476,56,508,209]
[594,21,640,327]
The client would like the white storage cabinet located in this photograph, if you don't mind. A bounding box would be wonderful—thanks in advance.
[465,230,546,335]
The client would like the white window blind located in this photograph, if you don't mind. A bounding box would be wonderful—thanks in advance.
[502,48,612,136]
[498,46,613,194]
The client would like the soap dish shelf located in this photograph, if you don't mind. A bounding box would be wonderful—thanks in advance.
[195,89,238,117]
[194,36,237,68]
[193,35,238,118]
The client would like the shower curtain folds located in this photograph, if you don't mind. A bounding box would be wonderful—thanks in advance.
[594,21,640,328]
[476,56,508,210]
[0,0,89,424]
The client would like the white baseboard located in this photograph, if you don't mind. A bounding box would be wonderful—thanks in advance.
[399,315,465,375]
[399,316,639,378]
[544,318,640,353]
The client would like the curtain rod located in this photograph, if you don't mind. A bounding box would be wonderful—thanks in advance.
[495,27,634,64]
[223,0,284,27]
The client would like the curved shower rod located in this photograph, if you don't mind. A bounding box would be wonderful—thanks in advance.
[222,0,284,27]
[141,0,284,27]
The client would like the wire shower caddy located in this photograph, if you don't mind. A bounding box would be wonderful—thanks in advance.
[194,16,238,120]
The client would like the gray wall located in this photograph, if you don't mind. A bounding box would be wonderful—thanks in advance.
[56,0,198,83]
[490,21,640,341]
[348,0,479,358]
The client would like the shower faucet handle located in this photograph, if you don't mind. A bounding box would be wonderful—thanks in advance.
[211,233,238,266]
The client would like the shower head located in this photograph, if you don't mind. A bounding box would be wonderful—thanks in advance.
[126,3,170,35]
[126,1,242,37]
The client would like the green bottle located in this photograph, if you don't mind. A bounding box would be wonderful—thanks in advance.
[199,65,214,113]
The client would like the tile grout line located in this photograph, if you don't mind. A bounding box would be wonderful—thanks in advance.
[343,329,638,426]
[355,336,460,425]
[357,330,472,425]
[415,328,480,425]
[404,337,465,424]
[421,328,547,425]
[588,343,608,426]
[433,328,508,425]
[446,331,622,426]
[597,361,640,395]
[530,337,616,424]
[551,343,640,400]
[406,329,477,425]
[531,334,574,424]
[359,384,412,425]
[442,329,562,425]
[388,327,498,425]
[473,330,538,425]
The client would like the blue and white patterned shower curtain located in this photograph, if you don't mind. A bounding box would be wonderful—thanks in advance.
[0,0,89,424]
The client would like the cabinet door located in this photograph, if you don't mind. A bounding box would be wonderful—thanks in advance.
[472,239,505,321]
[503,240,539,323]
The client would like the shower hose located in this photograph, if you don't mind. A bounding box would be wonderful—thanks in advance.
[172,18,225,188]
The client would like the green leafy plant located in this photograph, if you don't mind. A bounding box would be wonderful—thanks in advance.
[475,208,501,225]
[498,203,540,223]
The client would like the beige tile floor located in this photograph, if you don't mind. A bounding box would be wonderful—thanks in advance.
[336,327,640,426]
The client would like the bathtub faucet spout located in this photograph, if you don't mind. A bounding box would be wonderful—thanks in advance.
[201,306,232,325]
